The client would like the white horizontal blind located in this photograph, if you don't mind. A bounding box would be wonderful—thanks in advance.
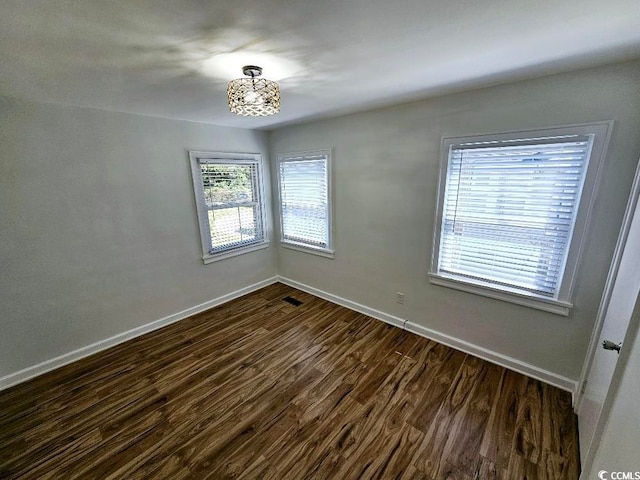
[438,135,594,298]
[199,161,263,253]
[279,155,329,249]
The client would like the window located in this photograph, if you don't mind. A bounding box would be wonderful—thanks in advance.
[277,149,334,257]
[430,123,612,315]
[189,151,268,263]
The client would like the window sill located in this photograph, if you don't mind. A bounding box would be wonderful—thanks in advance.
[428,273,572,316]
[202,241,270,264]
[281,241,335,259]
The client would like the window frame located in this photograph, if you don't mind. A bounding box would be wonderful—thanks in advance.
[429,122,613,315]
[189,151,269,264]
[276,149,335,258]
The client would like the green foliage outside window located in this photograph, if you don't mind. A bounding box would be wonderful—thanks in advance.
[201,165,254,205]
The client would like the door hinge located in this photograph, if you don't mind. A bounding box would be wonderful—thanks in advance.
[580,380,588,395]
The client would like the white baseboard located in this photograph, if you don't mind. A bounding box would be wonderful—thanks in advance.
[404,321,576,393]
[279,276,577,394]
[278,277,405,329]
[1,275,577,396]
[0,276,279,392]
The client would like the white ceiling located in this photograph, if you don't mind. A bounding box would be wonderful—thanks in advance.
[1,0,639,130]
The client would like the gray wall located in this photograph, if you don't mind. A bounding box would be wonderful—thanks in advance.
[270,61,640,382]
[0,97,276,378]
[2,60,639,386]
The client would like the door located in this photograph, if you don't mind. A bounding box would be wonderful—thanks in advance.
[577,160,640,469]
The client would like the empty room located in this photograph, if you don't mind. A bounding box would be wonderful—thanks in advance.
[1,0,640,479]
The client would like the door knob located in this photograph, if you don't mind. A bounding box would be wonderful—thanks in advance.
[602,339,622,353]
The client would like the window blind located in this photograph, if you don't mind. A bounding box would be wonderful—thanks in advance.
[438,135,593,298]
[199,162,263,253]
[279,156,329,249]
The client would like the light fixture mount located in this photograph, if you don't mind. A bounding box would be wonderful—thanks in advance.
[242,65,263,77]
[227,65,280,117]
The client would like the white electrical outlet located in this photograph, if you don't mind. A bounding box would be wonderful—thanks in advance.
[396,292,405,304]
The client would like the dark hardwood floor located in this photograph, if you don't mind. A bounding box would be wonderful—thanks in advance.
[0,283,579,479]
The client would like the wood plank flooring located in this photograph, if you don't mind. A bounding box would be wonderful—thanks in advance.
[0,283,580,479]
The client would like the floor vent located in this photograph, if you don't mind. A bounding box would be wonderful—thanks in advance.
[283,296,303,306]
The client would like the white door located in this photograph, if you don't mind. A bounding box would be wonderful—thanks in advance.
[577,160,640,470]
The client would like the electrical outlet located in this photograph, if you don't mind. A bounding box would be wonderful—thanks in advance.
[396,292,405,304]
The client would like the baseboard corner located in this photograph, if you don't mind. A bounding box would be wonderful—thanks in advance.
[0,276,279,392]
[277,276,577,394]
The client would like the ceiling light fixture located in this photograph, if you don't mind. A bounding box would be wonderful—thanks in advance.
[227,65,281,117]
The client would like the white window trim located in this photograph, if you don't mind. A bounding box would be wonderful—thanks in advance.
[281,241,335,258]
[276,149,335,259]
[189,151,269,264]
[429,122,614,315]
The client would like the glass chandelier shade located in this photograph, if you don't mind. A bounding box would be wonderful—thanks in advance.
[227,65,281,116]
